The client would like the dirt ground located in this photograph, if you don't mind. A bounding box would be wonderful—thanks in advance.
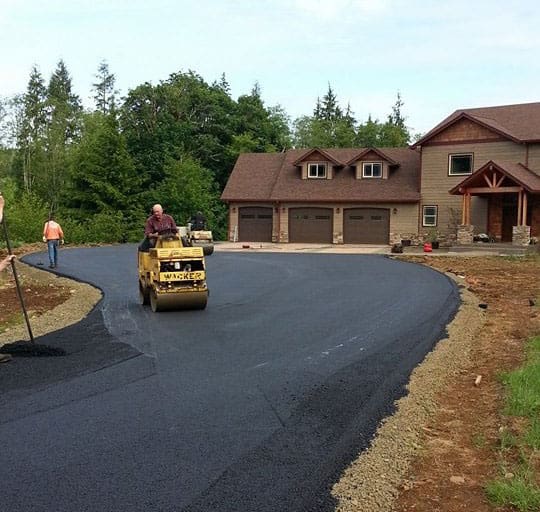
[0,248,538,511]
[0,245,101,344]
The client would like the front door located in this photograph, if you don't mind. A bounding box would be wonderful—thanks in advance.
[501,194,517,242]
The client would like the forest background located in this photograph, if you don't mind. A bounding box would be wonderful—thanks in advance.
[0,60,412,243]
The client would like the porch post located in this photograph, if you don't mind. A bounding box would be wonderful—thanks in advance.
[465,193,472,225]
[461,193,466,225]
[522,192,528,226]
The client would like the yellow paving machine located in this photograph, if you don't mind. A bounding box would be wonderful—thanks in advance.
[138,230,208,312]
[178,225,214,255]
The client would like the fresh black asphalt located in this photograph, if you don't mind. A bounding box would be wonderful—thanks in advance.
[0,245,460,512]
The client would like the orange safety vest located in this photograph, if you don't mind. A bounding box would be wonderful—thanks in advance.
[43,221,64,240]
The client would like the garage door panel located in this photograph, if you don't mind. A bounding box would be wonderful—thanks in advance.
[289,208,333,243]
[344,208,389,244]
[238,207,273,242]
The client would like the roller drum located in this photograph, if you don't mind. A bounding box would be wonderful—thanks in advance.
[150,290,208,312]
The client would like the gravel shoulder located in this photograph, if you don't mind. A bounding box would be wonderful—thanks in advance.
[332,274,485,510]
[0,261,102,346]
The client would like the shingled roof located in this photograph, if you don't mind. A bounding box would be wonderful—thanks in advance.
[221,147,421,203]
[413,102,540,147]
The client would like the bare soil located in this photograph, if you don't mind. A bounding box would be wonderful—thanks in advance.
[0,245,101,345]
[0,248,538,511]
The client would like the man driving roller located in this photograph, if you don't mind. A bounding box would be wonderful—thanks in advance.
[142,204,178,249]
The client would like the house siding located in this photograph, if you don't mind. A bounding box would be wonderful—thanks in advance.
[526,144,540,173]
[421,141,526,236]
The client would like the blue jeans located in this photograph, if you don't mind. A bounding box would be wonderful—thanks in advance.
[47,239,59,267]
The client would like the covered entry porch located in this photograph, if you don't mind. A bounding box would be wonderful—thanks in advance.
[450,161,540,245]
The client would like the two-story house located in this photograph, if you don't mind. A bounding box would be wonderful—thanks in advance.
[412,102,540,245]
[221,102,540,245]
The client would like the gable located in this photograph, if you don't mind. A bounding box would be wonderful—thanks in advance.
[424,117,507,145]
[357,150,384,161]
[302,150,333,163]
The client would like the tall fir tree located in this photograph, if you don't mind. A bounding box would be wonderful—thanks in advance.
[92,60,117,114]
[44,59,82,210]
[17,66,48,192]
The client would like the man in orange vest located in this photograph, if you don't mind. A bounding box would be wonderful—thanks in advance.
[42,214,64,269]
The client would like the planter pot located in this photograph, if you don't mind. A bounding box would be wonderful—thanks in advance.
[431,241,440,249]
[401,239,411,247]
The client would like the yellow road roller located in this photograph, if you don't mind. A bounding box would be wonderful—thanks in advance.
[138,230,208,312]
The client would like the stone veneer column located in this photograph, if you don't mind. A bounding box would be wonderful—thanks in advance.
[512,225,531,246]
[457,224,474,245]
[333,207,343,244]
[229,207,239,241]
[280,206,288,242]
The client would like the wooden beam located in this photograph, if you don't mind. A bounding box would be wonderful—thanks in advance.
[465,193,471,224]
[492,172,497,187]
[523,192,528,226]
[461,194,466,224]
[484,174,493,187]
[466,186,522,194]
[496,173,506,187]
[517,190,523,225]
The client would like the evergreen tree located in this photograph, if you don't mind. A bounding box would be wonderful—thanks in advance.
[356,115,381,147]
[384,92,410,146]
[320,84,342,121]
[16,66,48,192]
[92,60,117,114]
[213,72,231,96]
[68,110,138,215]
[43,60,82,210]
[388,92,406,128]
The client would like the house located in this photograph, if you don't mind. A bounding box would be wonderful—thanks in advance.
[221,102,540,245]
[412,102,540,245]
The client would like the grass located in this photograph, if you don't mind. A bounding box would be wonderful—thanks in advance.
[486,335,540,511]
[0,312,24,334]
[486,471,540,511]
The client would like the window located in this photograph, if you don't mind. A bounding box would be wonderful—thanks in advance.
[449,154,473,176]
[308,163,327,178]
[362,162,382,178]
[423,206,438,227]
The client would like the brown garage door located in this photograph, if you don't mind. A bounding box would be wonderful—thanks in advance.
[343,208,389,244]
[238,207,273,242]
[288,208,333,243]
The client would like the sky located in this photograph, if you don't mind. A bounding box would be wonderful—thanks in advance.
[1,0,540,136]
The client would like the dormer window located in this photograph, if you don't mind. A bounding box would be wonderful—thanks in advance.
[362,162,382,178]
[308,163,327,179]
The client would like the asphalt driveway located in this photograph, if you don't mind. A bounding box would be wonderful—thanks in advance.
[0,246,459,512]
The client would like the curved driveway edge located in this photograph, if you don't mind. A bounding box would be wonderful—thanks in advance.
[332,274,486,511]
[1,248,461,512]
